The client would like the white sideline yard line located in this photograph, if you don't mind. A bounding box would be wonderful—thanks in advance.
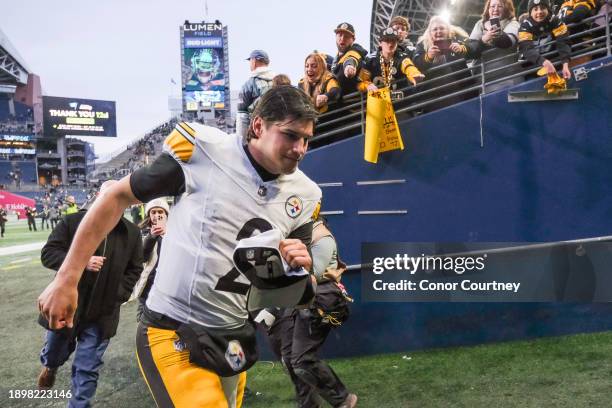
[0,242,45,257]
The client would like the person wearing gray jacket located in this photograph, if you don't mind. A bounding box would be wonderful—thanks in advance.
[236,50,275,141]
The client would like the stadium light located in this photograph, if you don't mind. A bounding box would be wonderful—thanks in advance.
[440,8,452,22]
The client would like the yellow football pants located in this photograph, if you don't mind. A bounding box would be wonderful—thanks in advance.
[136,324,246,408]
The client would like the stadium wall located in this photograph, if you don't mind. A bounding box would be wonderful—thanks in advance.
[263,57,612,360]
[301,57,612,264]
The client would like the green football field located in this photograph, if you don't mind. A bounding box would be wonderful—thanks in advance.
[1,219,611,407]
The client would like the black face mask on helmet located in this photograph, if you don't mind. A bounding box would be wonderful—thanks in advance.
[232,230,315,311]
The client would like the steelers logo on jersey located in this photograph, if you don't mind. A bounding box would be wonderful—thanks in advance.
[285,195,303,218]
[225,340,246,372]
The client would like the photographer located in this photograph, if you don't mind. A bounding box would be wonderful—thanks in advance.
[132,198,170,322]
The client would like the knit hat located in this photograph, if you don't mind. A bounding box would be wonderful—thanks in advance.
[528,0,551,14]
[145,198,169,216]
[390,16,410,31]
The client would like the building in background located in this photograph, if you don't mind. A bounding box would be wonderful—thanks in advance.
[0,29,39,190]
[65,138,95,186]
[1,28,115,190]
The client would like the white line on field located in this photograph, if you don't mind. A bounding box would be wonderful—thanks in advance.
[0,242,45,257]
[10,257,32,264]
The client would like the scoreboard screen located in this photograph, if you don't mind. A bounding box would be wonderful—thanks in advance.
[42,96,117,137]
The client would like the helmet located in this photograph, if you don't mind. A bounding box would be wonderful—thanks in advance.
[191,49,218,75]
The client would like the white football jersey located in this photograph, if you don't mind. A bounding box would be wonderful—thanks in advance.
[146,122,321,329]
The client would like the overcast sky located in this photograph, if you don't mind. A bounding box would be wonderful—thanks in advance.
[1,0,372,158]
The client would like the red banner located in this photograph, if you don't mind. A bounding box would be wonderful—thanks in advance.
[0,190,36,219]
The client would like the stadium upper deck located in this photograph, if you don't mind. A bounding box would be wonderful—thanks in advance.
[0,27,30,86]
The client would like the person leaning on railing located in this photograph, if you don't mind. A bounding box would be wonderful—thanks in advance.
[559,0,601,24]
[413,15,478,110]
[298,52,341,113]
[413,16,473,77]
[558,0,603,66]
[330,22,369,101]
[358,28,424,94]
[518,0,572,80]
[467,0,522,91]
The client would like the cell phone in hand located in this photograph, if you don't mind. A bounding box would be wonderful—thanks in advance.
[153,214,166,229]
[489,17,501,29]
[434,39,452,51]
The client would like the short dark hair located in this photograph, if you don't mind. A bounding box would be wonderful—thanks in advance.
[272,74,292,87]
[247,85,317,141]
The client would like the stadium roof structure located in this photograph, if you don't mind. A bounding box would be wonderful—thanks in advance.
[369,0,488,50]
[0,28,30,86]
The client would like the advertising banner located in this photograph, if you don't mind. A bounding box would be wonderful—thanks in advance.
[0,190,35,219]
[0,134,36,155]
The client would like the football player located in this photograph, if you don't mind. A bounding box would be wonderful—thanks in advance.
[38,85,321,407]
[185,48,225,92]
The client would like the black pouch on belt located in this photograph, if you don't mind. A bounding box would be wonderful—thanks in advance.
[176,321,258,377]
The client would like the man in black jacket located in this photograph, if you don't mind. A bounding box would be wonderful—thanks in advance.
[26,206,37,231]
[36,181,143,408]
[330,22,369,99]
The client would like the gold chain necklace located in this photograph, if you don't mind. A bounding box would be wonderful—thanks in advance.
[380,54,394,88]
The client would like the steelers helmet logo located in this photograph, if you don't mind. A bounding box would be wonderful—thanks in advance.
[173,338,186,352]
[285,195,303,218]
[391,67,397,75]
[341,23,348,30]
[225,340,246,372]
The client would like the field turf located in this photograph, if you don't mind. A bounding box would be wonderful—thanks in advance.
[1,219,610,407]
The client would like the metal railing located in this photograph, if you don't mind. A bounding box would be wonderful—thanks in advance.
[312,11,612,145]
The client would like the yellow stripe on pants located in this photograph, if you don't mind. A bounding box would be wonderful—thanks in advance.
[136,325,246,408]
